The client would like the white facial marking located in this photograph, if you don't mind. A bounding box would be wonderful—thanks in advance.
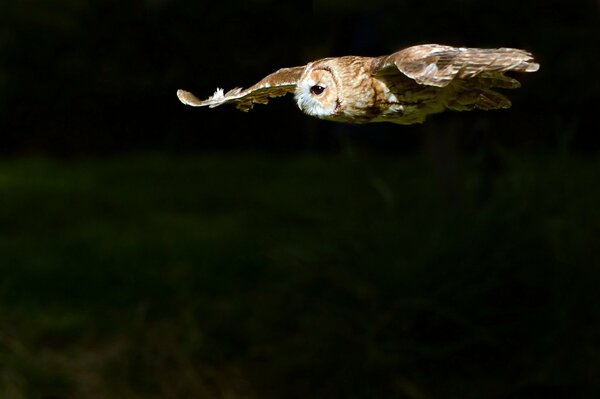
[295,82,331,117]
[294,66,336,118]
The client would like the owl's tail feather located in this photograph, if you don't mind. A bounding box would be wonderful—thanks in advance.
[446,87,512,111]
[472,89,512,110]
[477,74,521,89]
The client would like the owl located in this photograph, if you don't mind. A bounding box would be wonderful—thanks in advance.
[177,44,539,125]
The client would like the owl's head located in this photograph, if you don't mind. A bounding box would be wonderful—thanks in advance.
[294,62,340,118]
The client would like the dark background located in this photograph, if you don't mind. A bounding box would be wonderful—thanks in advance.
[1,1,599,398]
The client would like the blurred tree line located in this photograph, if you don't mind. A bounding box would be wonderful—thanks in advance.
[0,0,598,155]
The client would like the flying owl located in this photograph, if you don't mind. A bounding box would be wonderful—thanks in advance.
[177,44,539,125]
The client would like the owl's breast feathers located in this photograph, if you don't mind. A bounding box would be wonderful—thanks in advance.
[327,56,385,124]
[323,56,443,125]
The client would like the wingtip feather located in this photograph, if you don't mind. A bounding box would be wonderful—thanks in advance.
[177,89,205,106]
[526,62,540,72]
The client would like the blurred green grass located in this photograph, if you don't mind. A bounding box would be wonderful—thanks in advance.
[0,151,598,399]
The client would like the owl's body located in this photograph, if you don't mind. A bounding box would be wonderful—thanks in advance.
[178,44,539,125]
[295,55,447,124]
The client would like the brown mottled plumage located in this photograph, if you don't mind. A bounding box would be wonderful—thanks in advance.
[177,44,539,125]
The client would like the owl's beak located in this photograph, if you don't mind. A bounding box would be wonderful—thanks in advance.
[294,93,305,112]
[293,91,300,110]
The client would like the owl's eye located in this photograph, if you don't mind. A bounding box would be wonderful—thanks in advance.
[310,85,325,95]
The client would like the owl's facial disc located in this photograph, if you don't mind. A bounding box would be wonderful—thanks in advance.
[295,67,338,118]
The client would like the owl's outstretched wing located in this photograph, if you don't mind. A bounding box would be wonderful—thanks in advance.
[373,44,539,87]
[177,66,305,111]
